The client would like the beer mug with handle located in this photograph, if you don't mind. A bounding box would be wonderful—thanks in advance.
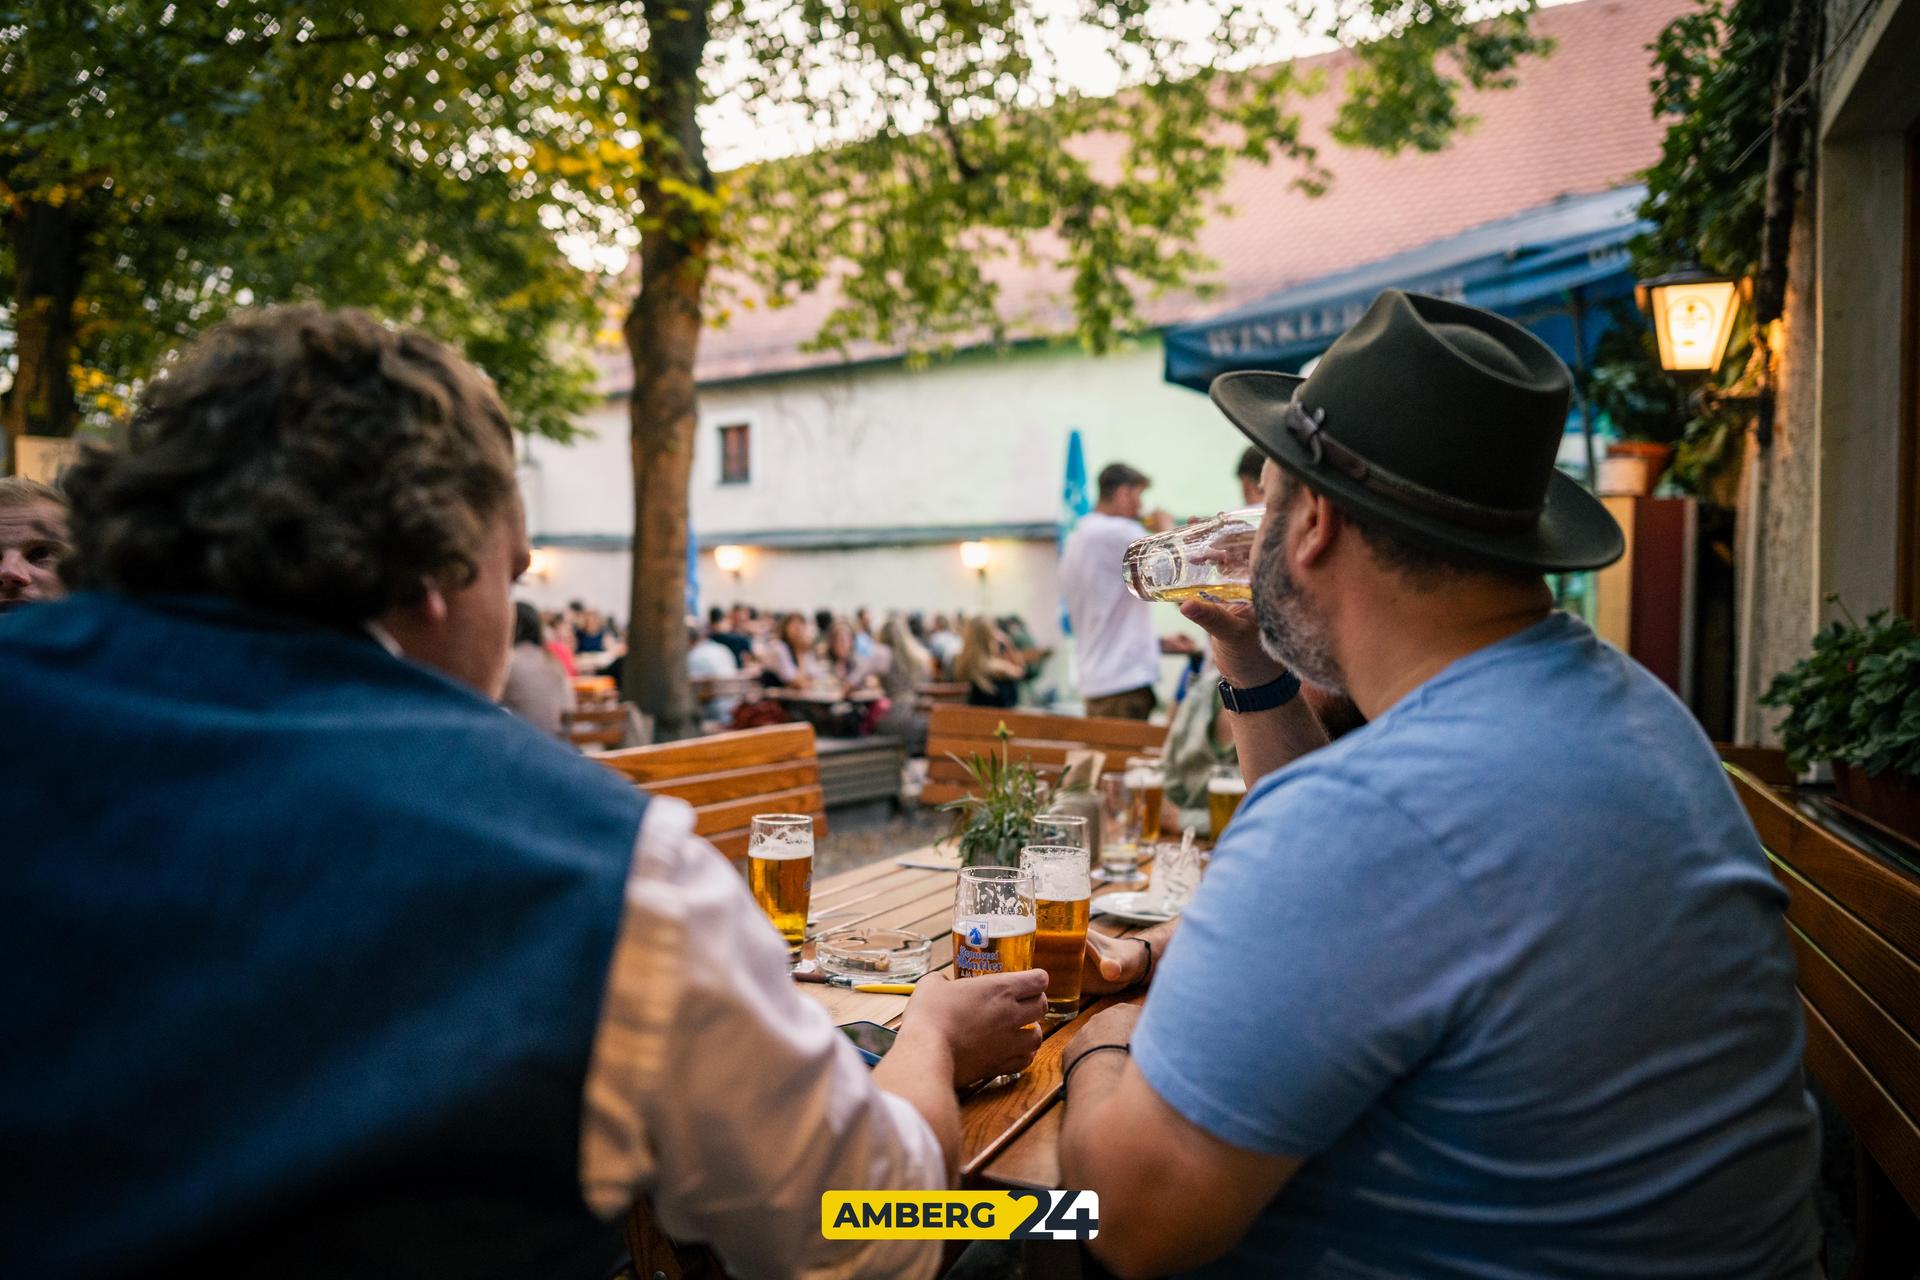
[748,814,814,955]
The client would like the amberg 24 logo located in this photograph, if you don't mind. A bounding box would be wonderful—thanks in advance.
[821,1190,1099,1241]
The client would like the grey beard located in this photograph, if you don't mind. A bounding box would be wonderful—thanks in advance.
[1251,541,1346,695]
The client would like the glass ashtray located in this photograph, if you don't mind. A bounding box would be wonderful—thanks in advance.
[816,927,932,982]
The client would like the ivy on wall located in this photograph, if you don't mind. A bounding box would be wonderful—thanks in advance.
[1591,0,1795,490]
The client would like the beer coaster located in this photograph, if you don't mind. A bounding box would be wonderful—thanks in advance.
[1090,892,1180,926]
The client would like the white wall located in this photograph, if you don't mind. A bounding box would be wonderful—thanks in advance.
[523,338,1255,548]
[689,339,1253,534]
[519,336,1233,680]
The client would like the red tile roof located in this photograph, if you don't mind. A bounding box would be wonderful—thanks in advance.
[655,0,1684,387]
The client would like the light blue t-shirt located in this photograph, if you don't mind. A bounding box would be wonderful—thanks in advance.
[1133,612,1817,1279]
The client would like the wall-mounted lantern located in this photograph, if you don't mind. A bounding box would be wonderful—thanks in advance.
[959,541,991,578]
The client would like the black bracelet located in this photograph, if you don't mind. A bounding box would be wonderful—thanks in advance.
[1135,937,1155,989]
[1062,1042,1132,1101]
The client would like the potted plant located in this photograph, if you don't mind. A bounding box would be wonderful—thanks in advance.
[943,723,1051,868]
[1759,606,1920,843]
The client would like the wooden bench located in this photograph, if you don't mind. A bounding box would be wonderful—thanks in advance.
[597,723,828,861]
[571,675,617,706]
[567,703,636,752]
[690,673,759,706]
[915,681,970,711]
[816,735,906,808]
[920,704,1167,807]
[1725,763,1920,1268]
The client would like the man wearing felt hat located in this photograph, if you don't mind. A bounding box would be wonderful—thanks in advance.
[1060,291,1817,1277]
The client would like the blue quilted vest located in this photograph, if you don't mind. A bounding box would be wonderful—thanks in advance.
[0,594,647,1277]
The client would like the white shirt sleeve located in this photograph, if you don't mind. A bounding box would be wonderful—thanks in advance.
[579,797,944,1280]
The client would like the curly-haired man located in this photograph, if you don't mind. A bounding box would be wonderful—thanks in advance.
[0,306,1046,1278]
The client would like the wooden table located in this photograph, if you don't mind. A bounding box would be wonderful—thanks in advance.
[800,847,1152,1193]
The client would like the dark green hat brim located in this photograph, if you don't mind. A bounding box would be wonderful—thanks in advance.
[1212,370,1625,574]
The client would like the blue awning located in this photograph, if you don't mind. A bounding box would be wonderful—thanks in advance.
[1163,187,1650,391]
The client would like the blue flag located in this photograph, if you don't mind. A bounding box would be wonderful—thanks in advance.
[1059,430,1091,635]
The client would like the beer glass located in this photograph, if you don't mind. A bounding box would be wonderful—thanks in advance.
[1022,845,1092,1021]
[1095,773,1145,887]
[1122,506,1264,603]
[1126,756,1166,846]
[951,866,1036,979]
[748,813,814,953]
[1207,765,1248,841]
[1032,812,1089,851]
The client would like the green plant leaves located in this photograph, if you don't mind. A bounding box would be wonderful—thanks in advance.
[1759,609,1920,778]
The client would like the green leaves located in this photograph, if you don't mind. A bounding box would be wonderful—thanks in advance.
[942,731,1051,869]
[3,1,602,441]
[721,0,1548,362]
[1759,607,1920,779]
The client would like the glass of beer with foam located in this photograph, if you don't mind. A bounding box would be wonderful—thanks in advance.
[748,813,814,955]
[1207,765,1248,842]
[1121,506,1264,604]
[1126,756,1166,846]
[1032,811,1090,851]
[1021,845,1092,1021]
[952,867,1036,980]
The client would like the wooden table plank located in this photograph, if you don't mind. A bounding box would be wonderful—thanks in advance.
[982,1106,1063,1191]
[802,848,1161,1194]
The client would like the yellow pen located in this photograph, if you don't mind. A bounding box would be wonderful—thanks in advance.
[851,982,917,994]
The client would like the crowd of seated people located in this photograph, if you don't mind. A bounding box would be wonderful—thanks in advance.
[666,602,1054,743]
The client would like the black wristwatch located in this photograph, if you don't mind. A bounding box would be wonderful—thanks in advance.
[1218,670,1301,714]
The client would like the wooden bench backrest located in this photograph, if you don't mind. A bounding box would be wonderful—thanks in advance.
[598,723,828,860]
[1714,741,1795,787]
[921,704,1168,807]
[1726,764,1920,1216]
[567,703,633,751]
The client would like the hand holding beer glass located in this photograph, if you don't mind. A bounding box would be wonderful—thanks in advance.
[748,814,813,955]
[952,867,1036,979]
[1021,845,1092,1021]
[953,866,1038,1085]
[1123,506,1264,604]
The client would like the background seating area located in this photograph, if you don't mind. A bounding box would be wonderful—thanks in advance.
[920,704,1167,806]
[597,723,828,860]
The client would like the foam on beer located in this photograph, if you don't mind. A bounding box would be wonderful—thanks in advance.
[1206,774,1247,795]
[750,831,814,859]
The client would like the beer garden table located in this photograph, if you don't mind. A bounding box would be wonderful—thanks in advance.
[798,846,1157,1194]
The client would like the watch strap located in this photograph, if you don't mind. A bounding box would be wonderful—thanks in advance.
[1218,670,1302,713]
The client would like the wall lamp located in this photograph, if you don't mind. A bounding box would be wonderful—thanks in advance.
[1635,267,1772,446]
[959,541,991,578]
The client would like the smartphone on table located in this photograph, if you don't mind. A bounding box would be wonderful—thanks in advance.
[840,1021,897,1067]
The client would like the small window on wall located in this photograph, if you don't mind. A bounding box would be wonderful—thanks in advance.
[718,423,751,485]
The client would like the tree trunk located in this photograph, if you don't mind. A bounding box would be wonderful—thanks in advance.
[2,196,84,468]
[622,2,714,741]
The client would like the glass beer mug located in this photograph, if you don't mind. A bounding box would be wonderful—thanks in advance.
[1122,506,1264,604]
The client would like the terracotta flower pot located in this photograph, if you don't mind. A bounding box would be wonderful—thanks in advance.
[1833,762,1920,846]
[1598,440,1676,497]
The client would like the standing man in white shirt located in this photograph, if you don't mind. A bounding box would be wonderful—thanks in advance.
[1061,462,1194,719]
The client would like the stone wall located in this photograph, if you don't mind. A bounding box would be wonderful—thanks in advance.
[1735,195,1820,743]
